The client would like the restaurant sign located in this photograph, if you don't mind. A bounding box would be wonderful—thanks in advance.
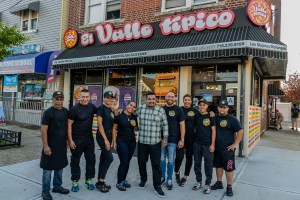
[64,9,235,48]
[247,0,272,26]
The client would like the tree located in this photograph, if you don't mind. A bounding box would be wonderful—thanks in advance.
[0,22,28,61]
[281,72,300,104]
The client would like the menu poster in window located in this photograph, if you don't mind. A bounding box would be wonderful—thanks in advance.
[119,86,136,109]
[88,85,102,107]
[202,93,213,102]
[33,85,43,98]
[73,85,88,105]
[104,86,120,109]
[25,84,34,98]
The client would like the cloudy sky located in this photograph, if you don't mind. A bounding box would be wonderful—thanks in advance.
[281,0,300,75]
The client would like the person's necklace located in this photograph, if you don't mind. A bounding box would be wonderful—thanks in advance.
[125,111,131,121]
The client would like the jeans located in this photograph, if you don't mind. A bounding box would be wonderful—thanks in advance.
[160,143,177,181]
[193,143,214,185]
[116,139,136,184]
[138,142,162,188]
[42,169,63,192]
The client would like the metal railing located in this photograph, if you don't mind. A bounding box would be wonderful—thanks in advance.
[1,97,52,126]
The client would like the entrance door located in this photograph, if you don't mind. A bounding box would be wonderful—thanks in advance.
[192,82,237,116]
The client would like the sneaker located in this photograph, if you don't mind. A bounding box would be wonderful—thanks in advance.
[71,180,79,192]
[161,178,166,185]
[175,171,181,183]
[154,186,165,198]
[179,177,187,187]
[138,181,146,189]
[95,182,109,193]
[41,191,52,200]
[226,185,233,196]
[52,186,70,194]
[211,181,224,190]
[279,127,282,129]
[166,180,173,190]
[123,180,131,188]
[192,182,202,191]
[84,179,95,190]
[291,128,294,130]
[203,185,211,194]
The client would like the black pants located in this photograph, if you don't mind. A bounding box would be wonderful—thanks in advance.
[96,133,114,180]
[117,139,136,184]
[193,143,214,185]
[174,131,195,176]
[137,142,161,188]
[70,138,95,181]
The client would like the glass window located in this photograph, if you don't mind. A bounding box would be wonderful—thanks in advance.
[22,20,28,31]
[140,66,179,106]
[21,10,38,31]
[106,0,120,20]
[194,0,217,5]
[192,66,215,82]
[73,71,85,84]
[253,72,261,105]
[216,65,238,82]
[108,68,136,86]
[88,0,103,24]
[31,18,37,30]
[165,0,186,9]
[86,69,103,83]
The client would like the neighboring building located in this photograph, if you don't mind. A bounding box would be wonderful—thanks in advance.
[0,0,69,125]
[53,0,287,156]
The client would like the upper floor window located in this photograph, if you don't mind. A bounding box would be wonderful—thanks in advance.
[21,10,38,32]
[162,0,218,11]
[86,0,120,24]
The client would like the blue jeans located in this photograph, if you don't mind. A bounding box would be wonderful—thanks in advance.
[160,143,177,181]
[42,169,63,192]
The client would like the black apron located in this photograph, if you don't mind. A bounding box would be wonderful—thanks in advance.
[40,107,68,170]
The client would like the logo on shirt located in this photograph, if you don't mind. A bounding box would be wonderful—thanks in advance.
[169,110,176,117]
[203,118,210,126]
[220,120,227,127]
[110,112,114,119]
[187,111,195,116]
[130,119,137,127]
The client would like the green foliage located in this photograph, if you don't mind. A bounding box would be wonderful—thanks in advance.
[0,22,28,61]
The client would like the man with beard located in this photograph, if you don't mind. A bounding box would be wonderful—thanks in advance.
[211,100,243,197]
[161,92,185,190]
[68,89,97,192]
[137,92,168,198]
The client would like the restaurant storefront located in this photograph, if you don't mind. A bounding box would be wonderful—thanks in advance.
[53,2,287,156]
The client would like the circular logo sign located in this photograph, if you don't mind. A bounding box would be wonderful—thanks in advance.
[220,120,228,128]
[247,0,272,26]
[64,29,78,48]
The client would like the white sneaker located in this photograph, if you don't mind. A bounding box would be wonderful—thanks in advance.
[203,185,211,194]
[193,182,202,191]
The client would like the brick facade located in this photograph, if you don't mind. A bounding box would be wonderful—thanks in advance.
[68,0,249,33]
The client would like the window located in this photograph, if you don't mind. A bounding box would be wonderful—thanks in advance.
[86,69,103,83]
[21,10,38,32]
[252,72,261,106]
[86,0,120,24]
[162,0,218,11]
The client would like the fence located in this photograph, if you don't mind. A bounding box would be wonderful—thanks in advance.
[1,97,52,126]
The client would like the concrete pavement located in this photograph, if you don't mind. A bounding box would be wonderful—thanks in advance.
[0,121,300,200]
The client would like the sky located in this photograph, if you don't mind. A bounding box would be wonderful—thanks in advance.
[281,0,300,75]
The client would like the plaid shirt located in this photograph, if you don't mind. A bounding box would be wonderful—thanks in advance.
[137,104,168,145]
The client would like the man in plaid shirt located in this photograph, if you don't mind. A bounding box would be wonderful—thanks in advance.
[137,92,168,198]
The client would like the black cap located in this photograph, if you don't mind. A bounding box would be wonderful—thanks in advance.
[104,91,114,98]
[198,98,208,105]
[52,91,64,99]
[219,99,228,107]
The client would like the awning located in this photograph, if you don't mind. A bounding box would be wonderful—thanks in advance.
[0,51,53,75]
[268,84,285,96]
[10,1,40,15]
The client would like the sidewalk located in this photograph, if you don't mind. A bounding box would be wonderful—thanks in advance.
[0,122,300,200]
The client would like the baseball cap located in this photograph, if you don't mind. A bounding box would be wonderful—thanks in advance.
[52,91,64,99]
[104,91,114,98]
[218,99,228,107]
[198,98,208,105]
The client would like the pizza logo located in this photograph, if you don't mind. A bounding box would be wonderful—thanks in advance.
[187,111,195,117]
[220,120,228,127]
[169,110,175,117]
[64,29,78,48]
[130,119,137,127]
[247,0,272,26]
[203,118,210,126]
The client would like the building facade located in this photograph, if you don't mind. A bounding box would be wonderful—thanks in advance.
[53,0,287,156]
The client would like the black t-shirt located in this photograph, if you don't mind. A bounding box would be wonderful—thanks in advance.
[114,112,138,143]
[215,114,243,149]
[163,105,185,143]
[194,112,215,146]
[181,106,197,133]
[40,107,68,170]
[97,105,115,140]
[68,103,97,141]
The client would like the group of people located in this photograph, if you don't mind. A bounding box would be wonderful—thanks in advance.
[40,89,243,200]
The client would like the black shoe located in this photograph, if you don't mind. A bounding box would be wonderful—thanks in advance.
[95,182,109,193]
[211,181,224,190]
[226,185,233,196]
[154,186,165,198]
[175,171,181,183]
[279,127,282,129]
[52,186,70,194]
[41,191,53,200]
[138,181,146,189]
[179,177,187,187]
[291,128,294,130]
[166,180,173,190]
